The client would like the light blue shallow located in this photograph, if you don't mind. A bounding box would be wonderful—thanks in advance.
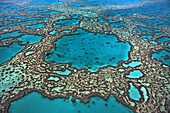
[123,61,141,68]
[49,30,57,35]
[140,87,148,102]
[128,83,141,101]
[9,92,134,113]
[53,69,71,76]
[127,70,143,79]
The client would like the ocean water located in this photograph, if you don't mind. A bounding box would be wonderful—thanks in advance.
[0,0,170,113]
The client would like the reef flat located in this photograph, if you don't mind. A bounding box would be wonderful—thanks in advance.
[0,0,170,113]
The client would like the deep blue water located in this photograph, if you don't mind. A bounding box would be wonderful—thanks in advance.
[9,92,134,113]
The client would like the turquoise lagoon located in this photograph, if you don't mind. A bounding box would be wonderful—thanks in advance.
[53,69,71,76]
[17,34,43,44]
[0,43,25,64]
[26,23,44,29]
[127,70,143,79]
[128,83,141,101]
[9,92,134,113]
[157,36,170,44]
[0,33,43,64]
[123,61,141,68]
[54,19,80,28]
[0,31,23,40]
[45,29,131,72]
[49,30,57,35]
[152,50,170,66]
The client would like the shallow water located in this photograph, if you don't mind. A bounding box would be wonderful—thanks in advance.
[128,83,141,101]
[126,70,143,79]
